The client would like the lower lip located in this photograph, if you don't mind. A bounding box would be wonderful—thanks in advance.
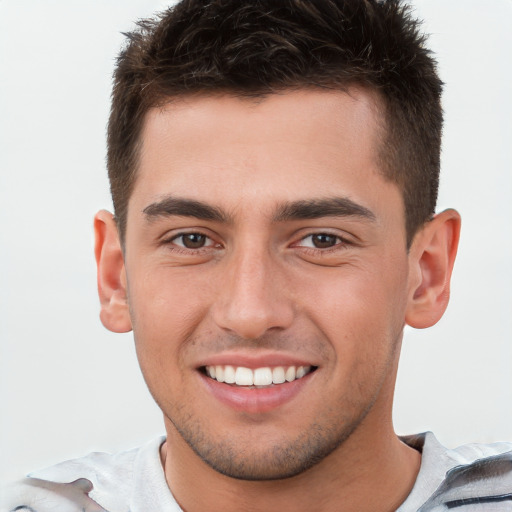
[200,371,314,414]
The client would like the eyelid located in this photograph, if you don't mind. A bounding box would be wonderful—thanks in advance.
[159,228,222,250]
[295,233,345,248]
[170,232,216,248]
[292,227,352,245]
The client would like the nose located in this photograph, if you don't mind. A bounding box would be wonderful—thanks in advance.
[211,246,294,340]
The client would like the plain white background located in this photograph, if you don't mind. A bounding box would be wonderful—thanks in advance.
[1,0,511,483]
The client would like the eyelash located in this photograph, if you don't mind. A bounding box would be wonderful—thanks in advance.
[161,232,220,254]
[294,233,351,254]
[160,231,353,256]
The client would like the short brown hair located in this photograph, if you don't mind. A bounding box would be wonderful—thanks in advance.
[108,0,443,246]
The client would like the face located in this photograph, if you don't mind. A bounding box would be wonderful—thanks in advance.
[122,90,414,480]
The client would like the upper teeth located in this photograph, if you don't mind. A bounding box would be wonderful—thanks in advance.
[205,365,312,386]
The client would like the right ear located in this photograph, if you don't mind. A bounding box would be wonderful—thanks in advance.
[94,210,132,333]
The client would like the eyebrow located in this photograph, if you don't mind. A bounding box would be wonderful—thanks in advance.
[143,196,229,223]
[272,197,376,222]
[142,195,376,224]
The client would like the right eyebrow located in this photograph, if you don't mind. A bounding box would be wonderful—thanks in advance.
[142,196,229,223]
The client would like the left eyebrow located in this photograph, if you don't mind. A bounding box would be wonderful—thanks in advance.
[272,197,376,222]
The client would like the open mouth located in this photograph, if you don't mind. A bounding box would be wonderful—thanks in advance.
[201,365,317,388]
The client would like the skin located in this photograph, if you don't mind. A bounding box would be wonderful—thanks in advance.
[95,89,460,511]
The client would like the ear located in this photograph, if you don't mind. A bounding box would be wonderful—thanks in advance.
[94,210,132,333]
[405,209,461,329]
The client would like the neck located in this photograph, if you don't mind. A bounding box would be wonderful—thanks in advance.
[160,417,421,512]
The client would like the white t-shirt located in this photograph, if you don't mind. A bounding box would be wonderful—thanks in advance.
[2,433,512,511]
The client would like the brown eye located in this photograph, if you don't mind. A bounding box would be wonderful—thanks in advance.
[311,234,339,248]
[177,233,208,249]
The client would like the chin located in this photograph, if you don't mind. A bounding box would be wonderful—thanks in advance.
[173,415,363,481]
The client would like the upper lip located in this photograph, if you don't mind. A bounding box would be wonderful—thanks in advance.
[196,351,319,370]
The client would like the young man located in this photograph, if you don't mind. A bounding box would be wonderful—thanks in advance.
[2,1,511,511]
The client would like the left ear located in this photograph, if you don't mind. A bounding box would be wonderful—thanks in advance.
[405,209,461,329]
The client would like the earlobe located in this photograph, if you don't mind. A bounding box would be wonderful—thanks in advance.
[94,210,132,333]
[405,209,461,329]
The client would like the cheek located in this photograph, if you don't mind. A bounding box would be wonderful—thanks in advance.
[129,263,211,325]
[295,260,409,359]
[127,275,207,412]
[127,267,213,374]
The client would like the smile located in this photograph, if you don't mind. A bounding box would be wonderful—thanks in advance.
[204,365,315,387]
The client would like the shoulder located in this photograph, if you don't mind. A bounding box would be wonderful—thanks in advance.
[0,477,107,512]
[28,444,140,499]
[1,437,168,512]
[420,444,512,511]
[401,432,512,511]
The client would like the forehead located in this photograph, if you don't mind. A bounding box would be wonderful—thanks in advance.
[132,89,399,221]
[141,89,382,164]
